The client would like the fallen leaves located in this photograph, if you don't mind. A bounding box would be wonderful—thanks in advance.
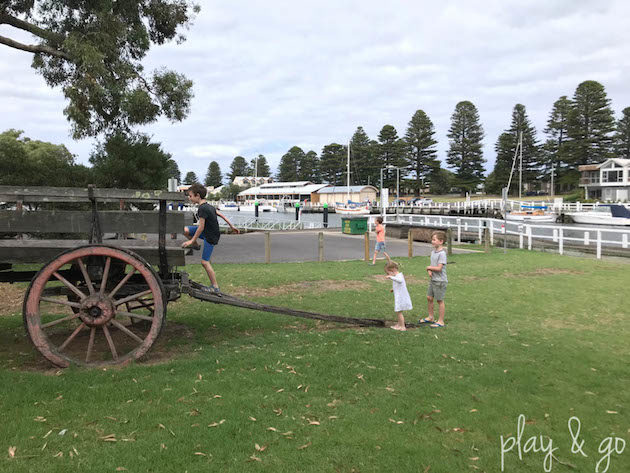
[389,418,404,424]
[298,442,312,450]
[8,446,16,459]
[101,434,117,442]
[208,420,226,427]
[34,416,47,422]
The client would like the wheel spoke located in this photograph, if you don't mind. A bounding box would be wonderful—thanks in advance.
[41,313,81,329]
[102,325,118,361]
[116,310,153,322]
[100,257,111,295]
[58,323,86,351]
[76,258,95,295]
[108,269,136,299]
[85,327,96,363]
[40,297,83,309]
[110,319,144,343]
[115,289,153,307]
[53,272,87,300]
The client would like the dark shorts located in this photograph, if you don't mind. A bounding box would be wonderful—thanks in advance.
[186,226,215,262]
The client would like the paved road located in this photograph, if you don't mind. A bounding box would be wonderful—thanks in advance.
[182,230,470,264]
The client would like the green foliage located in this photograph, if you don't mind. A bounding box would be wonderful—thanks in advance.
[183,171,198,185]
[446,101,485,193]
[219,183,244,200]
[490,104,540,195]
[350,127,377,186]
[567,80,615,165]
[204,161,222,187]
[228,156,250,182]
[613,107,630,159]
[319,143,346,185]
[0,129,91,186]
[403,109,439,196]
[250,155,271,177]
[277,146,303,182]
[377,125,405,190]
[428,166,454,194]
[543,96,572,180]
[89,133,172,189]
[1,0,198,138]
[165,159,181,183]
[297,150,320,182]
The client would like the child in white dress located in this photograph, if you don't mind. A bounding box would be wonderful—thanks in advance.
[385,261,412,331]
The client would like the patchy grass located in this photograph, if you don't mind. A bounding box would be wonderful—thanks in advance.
[1,250,629,472]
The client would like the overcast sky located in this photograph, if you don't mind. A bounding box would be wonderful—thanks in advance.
[2,0,630,183]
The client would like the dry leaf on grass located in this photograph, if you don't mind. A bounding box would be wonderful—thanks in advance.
[249,454,262,462]
[389,418,404,424]
[101,434,117,442]
[606,410,618,414]
[116,468,127,471]
[194,452,207,457]
[298,442,312,450]
[424,466,431,473]
[267,427,278,432]
[8,446,16,458]
[208,420,226,427]
[34,416,47,422]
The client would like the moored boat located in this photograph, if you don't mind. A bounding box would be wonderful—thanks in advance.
[504,205,557,223]
[566,204,630,226]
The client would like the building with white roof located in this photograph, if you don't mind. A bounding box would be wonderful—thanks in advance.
[579,158,630,201]
[237,181,329,204]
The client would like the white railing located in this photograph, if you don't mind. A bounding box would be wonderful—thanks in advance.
[217,216,330,231]
[380,214,630,259]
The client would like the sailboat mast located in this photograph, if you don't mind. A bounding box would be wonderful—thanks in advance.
[347,141,350,204]
[518,132,523,199]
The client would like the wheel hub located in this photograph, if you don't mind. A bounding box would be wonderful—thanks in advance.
[79,294,116,326]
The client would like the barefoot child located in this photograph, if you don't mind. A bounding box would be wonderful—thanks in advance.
[182,183,240,294]
[419,231,447,327]
[372,216,390,265]
[385,260,412,331]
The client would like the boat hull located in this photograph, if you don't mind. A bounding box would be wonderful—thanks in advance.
[505,212,556,223]
[567,213,630,226]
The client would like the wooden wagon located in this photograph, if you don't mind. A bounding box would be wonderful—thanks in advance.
[0,185,387,368]
[0,185,188,367]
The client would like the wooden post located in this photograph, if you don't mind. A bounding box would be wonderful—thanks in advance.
[318,232,324,262]
[447,228,453,256]
[364,232,370,262]
[407,228,413,258]
[484,227,490,253]
[265,231,271,264]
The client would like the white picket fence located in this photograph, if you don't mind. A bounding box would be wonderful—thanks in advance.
[217,215,327,231]
[380,214,630,259]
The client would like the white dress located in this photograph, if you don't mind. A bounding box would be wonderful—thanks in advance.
[390,273,413,312]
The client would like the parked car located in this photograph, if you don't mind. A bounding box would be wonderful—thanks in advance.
[411,197,433,206]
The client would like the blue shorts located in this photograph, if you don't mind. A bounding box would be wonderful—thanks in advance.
[186,226,215,262]
[375,241,386,252]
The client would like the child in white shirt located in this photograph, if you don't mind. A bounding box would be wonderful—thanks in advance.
[385,260,413,331]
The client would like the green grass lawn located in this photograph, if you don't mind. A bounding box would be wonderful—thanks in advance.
[1,250,629,472]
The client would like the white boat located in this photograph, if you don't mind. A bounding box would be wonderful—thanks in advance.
[239,201,278,213]
[502,132,556,223]
[567,205,630,226]
[505,207,557,223]
[335,141,371,216]
[336,202,371,215]
[218,201,239,211]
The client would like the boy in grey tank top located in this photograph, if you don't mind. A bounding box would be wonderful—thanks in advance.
[419,231,448,327]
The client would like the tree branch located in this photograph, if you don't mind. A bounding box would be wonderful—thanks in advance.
[0,13,63,43]
[0,34,71,60]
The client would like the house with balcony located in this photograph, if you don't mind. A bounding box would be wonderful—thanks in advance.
[579,159,630,201]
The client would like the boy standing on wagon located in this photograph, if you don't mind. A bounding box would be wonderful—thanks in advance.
[419,231,448,327]
[182,183,239,294]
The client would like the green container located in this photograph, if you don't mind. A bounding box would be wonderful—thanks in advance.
[342,217,368,235]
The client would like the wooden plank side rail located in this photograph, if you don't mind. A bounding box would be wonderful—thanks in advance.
[0,185,187,203]
[0,241,186,266]
[0,210,184,234]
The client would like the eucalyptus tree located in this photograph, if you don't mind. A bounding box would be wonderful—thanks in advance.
[0,0,198,138]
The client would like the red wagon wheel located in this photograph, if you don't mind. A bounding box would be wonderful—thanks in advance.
[23,245,166,367]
